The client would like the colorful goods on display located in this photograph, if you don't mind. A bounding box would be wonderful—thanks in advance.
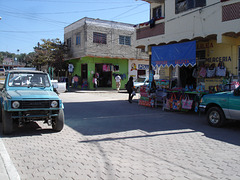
[165,92,193,111]
[155,79,170,89]
[138,85,152,107]
[181,95,193,110]
[137,59,239,112]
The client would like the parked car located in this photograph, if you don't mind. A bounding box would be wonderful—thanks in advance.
[134,77,149,92]
[199,86,240,127]
[0,70,65,134]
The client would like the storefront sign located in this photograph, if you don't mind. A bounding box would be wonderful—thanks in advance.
[152,41,196,67]
[197,42,214,49]
[131,63,137,71]
[138,64,149,70]
[206,56,232,63]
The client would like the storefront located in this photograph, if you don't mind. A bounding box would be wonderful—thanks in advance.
[128,60,149,81]
[138,39,240,111]
[69,56,128,90]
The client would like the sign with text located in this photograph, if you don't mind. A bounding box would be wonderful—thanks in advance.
[152,41,196,67]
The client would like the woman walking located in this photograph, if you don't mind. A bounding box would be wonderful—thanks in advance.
[126,77,134,103]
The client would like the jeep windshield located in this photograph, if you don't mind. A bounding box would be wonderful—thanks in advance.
[8,72,50,87]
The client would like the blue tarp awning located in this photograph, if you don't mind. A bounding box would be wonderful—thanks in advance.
[151,41,196,68]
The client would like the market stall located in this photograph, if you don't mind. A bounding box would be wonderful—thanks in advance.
[137,40,239,112]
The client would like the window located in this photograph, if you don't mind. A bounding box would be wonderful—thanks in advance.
[93,32,107,44]
[9,72,50,87]
[153,6,162,19]
[196,50,205,60]
[175,0,206,14]
[119,36,131,46]
[76,34,81,45]
[67,38,71,48]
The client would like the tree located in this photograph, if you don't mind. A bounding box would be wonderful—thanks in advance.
[33,38,68,78]
[24,52,35,67]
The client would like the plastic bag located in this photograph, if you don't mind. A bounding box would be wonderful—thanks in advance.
[182,95,193,110]
[132,91,136,96]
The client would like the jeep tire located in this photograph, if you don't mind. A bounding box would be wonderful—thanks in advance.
[207,107,225,127]
[52,109,64,132]
[2,109,13,135]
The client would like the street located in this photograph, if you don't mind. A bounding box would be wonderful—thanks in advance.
[1,91,240,180]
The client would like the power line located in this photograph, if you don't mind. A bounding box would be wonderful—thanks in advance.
[110,3,146,21]
[1,5,142,15]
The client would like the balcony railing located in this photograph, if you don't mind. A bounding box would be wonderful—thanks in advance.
[136,20,165,40]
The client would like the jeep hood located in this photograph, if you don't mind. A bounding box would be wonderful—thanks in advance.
[7,90,59,99]
[204,91,232,98]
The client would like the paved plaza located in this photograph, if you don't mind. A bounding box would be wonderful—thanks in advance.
[1,90,240,180]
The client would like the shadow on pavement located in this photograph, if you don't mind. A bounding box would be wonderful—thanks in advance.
[63,100,240,146]
[0,122,57,137]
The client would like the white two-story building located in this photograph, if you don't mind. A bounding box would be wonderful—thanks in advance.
[135,0,240,89]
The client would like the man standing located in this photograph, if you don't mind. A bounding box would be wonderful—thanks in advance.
[115,74,121,92]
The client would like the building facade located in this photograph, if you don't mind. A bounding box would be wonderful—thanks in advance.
[135,0,240,89]
[64,17,148,89]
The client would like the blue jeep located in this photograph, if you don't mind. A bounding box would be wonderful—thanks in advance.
[0,70,64,134]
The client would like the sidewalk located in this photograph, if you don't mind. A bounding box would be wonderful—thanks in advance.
[0,137,20,180]
[67,87,125,93]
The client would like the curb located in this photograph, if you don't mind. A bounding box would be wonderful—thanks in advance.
[0,138,20,180]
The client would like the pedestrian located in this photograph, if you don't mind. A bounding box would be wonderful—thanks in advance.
[126,76,134,103]
[115,74,121,92]
[93,73,98,89]
[73,74,79,89]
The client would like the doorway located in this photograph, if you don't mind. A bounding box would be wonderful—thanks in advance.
[81,64,88,83]
[95,63,112,87]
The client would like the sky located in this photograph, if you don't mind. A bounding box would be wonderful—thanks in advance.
[0,0,150,54]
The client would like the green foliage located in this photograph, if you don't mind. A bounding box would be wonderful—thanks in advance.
[0,51,33,65]
[33,38,68,74]
[0,38,68,78]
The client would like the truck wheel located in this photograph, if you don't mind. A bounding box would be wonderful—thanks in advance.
[52,109,64,132]
[2,109,13,135]
[207,107,225,127]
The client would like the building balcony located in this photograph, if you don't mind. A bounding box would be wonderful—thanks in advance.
[135,18,165,40]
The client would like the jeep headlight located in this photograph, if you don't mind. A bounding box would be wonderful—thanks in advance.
[51,100,58,108]
[12,101,20,109]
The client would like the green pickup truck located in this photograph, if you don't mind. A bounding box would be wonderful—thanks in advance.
[199,86,240,127]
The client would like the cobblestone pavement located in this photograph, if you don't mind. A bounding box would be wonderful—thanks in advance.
[1,91,240,180]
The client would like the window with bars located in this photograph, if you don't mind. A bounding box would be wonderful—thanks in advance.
[153,6,162,19]
[76,34,81,45]
[93,32,107,44]
[119,35,131,46]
